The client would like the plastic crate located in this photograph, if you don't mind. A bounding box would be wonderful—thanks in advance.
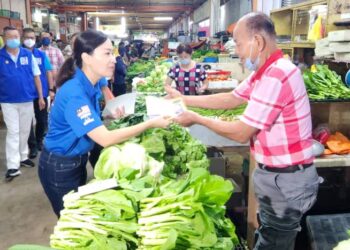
[0,9,10,17]
[306,213,350,250]
[10,11,20,19]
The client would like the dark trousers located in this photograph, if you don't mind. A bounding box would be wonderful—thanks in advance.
[112,84,126,97]
[38,148,88,217]
[88,143,103,168]
[28,98,48,151]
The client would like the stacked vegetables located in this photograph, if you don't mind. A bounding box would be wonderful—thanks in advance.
[50,122,238,249]
[303,65,350,100]
[136,62,172,93]
[126,60,155,82]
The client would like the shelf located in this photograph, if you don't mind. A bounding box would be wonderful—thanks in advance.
[315,154,350,168]
[277,43,292,49]
[291,42,315,48]
[271,0,326,13]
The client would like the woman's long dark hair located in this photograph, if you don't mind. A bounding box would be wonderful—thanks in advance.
[56,29,108,87]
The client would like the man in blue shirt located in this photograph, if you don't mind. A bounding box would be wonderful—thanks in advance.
[22,28,55,158]
[0,26,45,181]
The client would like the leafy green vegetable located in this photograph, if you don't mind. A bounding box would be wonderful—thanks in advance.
[9,245,56,250]
[303,65,350,100]
[136,63,172,93]
[50,190,139,250]
[189,104,247,121]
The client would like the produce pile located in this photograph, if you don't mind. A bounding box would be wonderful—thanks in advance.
[303,65,350,100]
[192,49,219,60]
[136,62,173,93]
[50,99,238,249]
[126,60,155,82]
[190,104,246,121]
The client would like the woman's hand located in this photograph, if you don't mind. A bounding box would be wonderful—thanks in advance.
[106,106,125,119]
[148,116,172,128]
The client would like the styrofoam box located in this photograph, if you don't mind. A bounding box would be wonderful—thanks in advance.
[315,37,329,48]
[334,52,350,62]
[208,79,238,89]
[328,30,350,42]
[329,42,350,53]
[315,47,333,57]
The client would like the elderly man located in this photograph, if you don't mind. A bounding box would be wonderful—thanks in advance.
[39,31,64,83]
[0,26,45,180]
[166,12,320,250]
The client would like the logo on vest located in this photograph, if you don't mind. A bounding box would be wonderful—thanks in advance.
[36,57,42,65]
[77,105,94,126]
[20,57,29,65]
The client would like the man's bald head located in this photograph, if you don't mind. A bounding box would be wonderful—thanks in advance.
[237,12,276,39]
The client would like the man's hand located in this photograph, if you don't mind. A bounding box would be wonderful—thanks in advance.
[172,110,199,127]
[38,98,46,111]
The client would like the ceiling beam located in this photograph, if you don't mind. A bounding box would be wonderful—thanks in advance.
[31,3,193,13]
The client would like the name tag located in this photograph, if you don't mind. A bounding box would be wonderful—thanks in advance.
[36,57,42,65]
[20,57,29,65]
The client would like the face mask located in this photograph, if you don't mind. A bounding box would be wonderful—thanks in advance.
[42,37,51,46]
[6,39,21,49]
[23,39,36,48]
[244,40,260,71]
[180,58,191,65]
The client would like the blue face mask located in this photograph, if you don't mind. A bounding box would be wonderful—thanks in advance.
[180,58,191,65]
[42,37,51,46]
[244,41,260,71]
[6,39,21,49]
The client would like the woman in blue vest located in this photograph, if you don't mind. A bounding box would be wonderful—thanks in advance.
[38,30,171,217]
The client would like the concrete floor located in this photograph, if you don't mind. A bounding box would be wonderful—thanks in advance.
[0,123,93,249]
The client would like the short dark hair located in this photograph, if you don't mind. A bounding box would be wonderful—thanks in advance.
[23,27,35,34]
[176,43,192,55]
[244,12,276,38]
[3,26,17,35]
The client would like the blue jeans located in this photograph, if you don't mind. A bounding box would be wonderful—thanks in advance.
[38,148,88,217]
[253,165,320,250]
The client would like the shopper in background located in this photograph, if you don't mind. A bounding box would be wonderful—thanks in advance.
[38,30,171,217]
[112,42,127,96]
[165,43,208,95]
[40,31,65,83]
[0,26,45,181]
[22,28,55,158]
[166,13,320,250]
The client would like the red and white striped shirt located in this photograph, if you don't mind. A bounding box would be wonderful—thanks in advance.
[40,46,64,71]
[233,50,313,167]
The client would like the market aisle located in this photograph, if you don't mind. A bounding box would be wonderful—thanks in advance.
[0,124,93,249]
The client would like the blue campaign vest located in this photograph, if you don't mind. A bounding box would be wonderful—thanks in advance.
[0,47,36,103]
[32,48,49,98]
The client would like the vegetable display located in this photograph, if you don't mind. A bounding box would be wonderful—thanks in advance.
[136,62,172,93]
[51,103,238,249]
[126,60,155,82]
[303,65,350,100]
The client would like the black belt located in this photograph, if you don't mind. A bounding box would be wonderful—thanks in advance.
[257,163,313,173]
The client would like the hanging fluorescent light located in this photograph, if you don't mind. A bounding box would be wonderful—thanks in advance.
[154,17,173,21]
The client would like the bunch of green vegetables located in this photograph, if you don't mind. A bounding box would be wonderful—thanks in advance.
[192,49,219,59]
[303,65,350,100]
[138,168,238,250]
[140,124,209,179]
[50,189,139,250]
[127,60,156,80]
[189,104,247,121]
[136,63,172,93]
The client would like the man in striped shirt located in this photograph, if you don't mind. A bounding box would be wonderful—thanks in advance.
[166,12,320,250]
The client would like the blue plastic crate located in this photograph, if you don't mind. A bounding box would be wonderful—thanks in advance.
[203,57,218,63]
[306,213,350,250]
[10,11,20,19]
